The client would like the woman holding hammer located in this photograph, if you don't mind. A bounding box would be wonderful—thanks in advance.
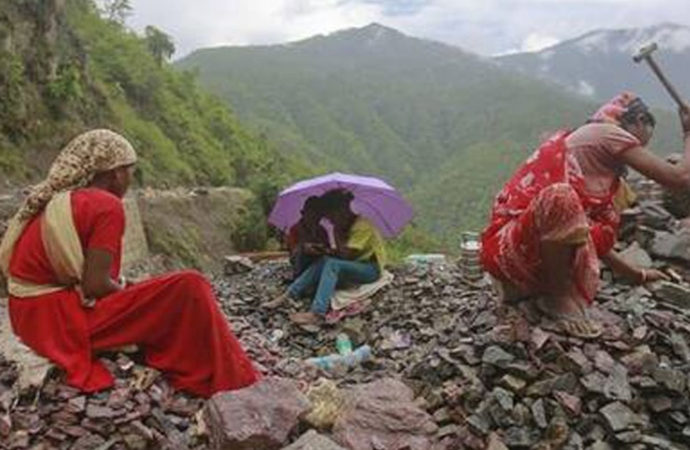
[481,92,690,338]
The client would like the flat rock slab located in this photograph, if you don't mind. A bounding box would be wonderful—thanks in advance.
[333,378,437,450]
[600,401,642,433]
[204,377,310,450]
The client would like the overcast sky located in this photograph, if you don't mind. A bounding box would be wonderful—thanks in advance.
[126,0,690,58]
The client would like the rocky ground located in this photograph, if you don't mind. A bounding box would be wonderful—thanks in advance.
[3,185,690,448]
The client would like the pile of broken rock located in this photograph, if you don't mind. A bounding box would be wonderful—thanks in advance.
[4,183,690,448]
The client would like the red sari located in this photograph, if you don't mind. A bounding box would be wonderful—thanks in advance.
[8,188,259,397]
[480,131,621,303]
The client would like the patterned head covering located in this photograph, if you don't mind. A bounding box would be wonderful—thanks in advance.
[15,129,137,221]
[589,91,650,126]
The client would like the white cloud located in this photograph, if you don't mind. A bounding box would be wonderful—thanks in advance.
[520,32,559,52]
[126,0,690,58]
[129,0,385,57]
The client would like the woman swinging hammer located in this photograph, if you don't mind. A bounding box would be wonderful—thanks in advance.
[481,93,690,338]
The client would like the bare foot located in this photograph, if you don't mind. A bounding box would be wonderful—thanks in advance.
[264,292,289,309]
[290,312,321,325]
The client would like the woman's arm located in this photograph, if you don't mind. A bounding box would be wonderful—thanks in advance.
[601,250,668,284]
[82,248,123,299]
[329,225,360,260]
[619,105,690,190]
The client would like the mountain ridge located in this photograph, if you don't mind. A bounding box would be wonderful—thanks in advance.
[496,22,690,108]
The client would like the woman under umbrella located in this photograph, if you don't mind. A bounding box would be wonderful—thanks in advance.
[266,189,387,324]
[481,92,690,338]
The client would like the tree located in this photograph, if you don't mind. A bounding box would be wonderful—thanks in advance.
[101,0,132,25]
[144,26,175,66]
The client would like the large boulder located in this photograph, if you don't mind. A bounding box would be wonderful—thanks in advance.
[203,377,311,450]
[332,378,438,450]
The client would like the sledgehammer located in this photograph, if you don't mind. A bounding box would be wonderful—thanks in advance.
[633,42,688,110]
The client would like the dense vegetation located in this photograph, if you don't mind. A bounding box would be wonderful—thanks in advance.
[177,24,684,243]
[0,0,305,198]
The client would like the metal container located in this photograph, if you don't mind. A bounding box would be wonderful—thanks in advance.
[459,231,483,281]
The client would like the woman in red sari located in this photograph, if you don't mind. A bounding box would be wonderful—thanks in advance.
[0,129,259,397]
[481,93,690,338]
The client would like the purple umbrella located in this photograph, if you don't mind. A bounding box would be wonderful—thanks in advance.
[268,172,414,238]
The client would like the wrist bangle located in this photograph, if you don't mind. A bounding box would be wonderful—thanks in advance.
[639,269,647,284]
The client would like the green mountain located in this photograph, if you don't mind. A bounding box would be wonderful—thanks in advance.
[176,23,682,241]
[0,0,303,204]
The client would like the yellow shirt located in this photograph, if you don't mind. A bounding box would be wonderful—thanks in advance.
[346,218,386,269]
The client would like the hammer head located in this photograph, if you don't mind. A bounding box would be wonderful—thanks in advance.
[633,42,658,63]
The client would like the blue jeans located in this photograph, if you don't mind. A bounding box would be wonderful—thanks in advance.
[287,256,380,315]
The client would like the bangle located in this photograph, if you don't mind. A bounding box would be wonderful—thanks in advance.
[639,269,647,284]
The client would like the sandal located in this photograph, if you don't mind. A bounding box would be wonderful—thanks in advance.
[534,297,603,339]
[290,312,322,325]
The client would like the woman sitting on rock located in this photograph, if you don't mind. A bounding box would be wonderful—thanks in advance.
[285,195,330,278]
[481,93,690,338]
[266,189,385,324]
[0,129,259,397]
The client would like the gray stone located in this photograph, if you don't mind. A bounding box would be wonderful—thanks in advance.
[482,345,515,368]
[492,387,514,411]
[466,413,491,436]
[604,364,632,402]
[650,229,690,263]
[503,426,538,448]
[600,401,641,432]
[204,377,310,450]
[282,430,345,450]
[653,367,686,393]
[639,435,683,450]
[527,373,578,397]
[500,375,527,393]
[649,281,690,309]
[531,398,548,429]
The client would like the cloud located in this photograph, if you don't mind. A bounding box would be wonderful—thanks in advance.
[126,0,690,58]
[520,33,560,52]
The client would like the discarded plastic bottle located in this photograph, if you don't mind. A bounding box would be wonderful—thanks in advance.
[306,345,372,371]
[335,333,353,354]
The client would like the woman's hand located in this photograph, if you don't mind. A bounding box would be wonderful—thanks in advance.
[636,268,670,285]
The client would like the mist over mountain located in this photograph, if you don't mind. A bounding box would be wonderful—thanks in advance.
[496,23,690,109]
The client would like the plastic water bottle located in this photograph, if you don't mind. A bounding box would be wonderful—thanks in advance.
[306,345,372,371]
[335,333,353,354]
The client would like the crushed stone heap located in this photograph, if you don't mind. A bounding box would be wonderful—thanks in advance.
[2,182,690,448]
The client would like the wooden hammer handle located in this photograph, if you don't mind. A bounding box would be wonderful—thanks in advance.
[645,56,687,110]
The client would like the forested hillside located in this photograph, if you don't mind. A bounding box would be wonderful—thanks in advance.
[177,23,683,240]
[0,0,304,203]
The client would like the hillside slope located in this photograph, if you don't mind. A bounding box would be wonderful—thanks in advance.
[0,0,303,204]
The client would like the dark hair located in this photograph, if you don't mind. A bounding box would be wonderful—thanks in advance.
[320,189,354,213]
[302,196,324,214]
[620,97,656,128]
